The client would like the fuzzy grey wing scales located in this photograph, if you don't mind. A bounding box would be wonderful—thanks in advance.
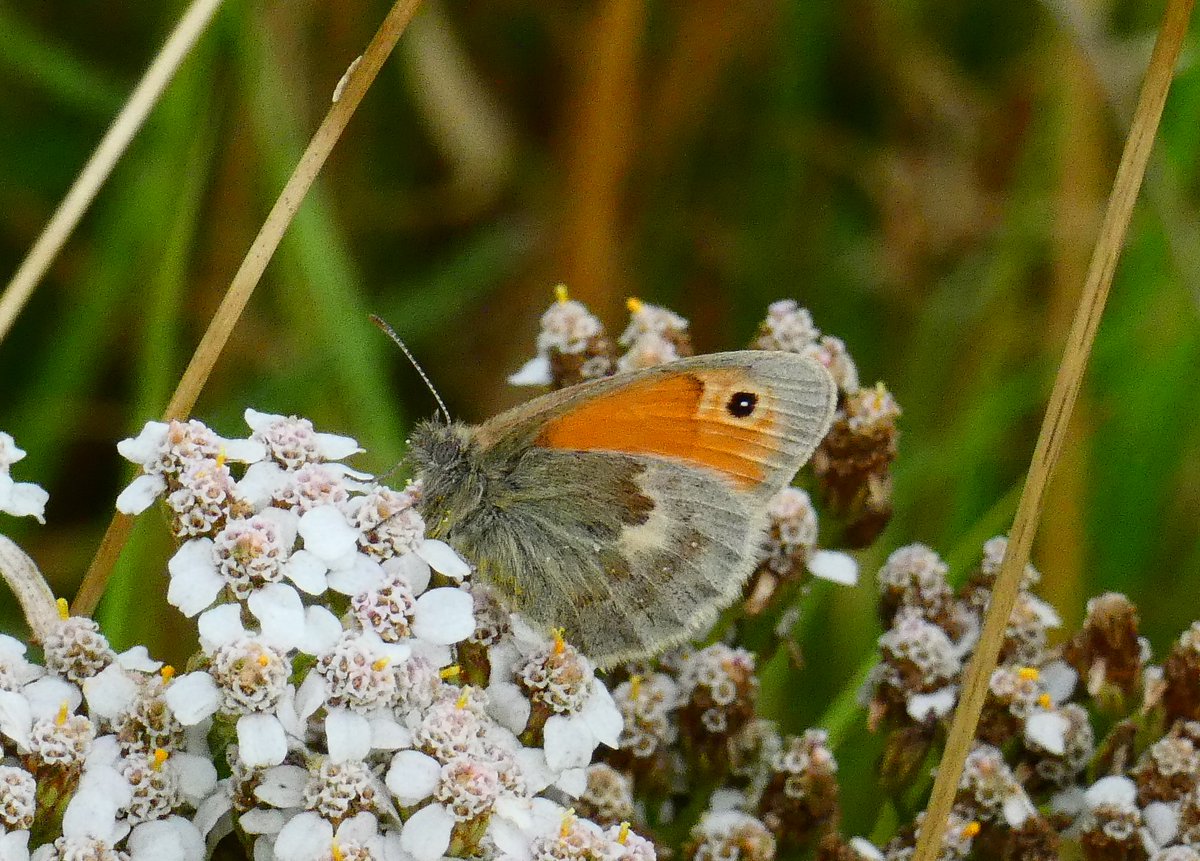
[564,457,768,667]
[446,448,766,668]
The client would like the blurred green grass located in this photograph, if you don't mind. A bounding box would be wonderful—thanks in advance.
[1,0,1198,835]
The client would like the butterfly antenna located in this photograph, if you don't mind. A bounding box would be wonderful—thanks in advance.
[369,314,453,425]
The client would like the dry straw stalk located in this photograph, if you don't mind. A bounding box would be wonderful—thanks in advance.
[71,0,426,616]
[0,0,225,343]
[911,1,1196,859]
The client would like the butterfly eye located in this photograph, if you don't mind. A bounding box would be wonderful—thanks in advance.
[726,391,758,418]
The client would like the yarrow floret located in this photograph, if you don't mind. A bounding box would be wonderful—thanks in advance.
[0,432,49,522]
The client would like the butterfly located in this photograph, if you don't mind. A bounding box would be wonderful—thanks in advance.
[404,350,836,668]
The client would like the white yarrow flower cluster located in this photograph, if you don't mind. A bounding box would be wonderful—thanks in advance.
[0,605,212,861]
[102,409,649,861]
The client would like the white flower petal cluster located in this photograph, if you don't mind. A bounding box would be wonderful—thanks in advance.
[107,410,650,861]
[0,611,210,861]
[0,432,49,523]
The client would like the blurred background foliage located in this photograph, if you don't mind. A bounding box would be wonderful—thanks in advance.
[1,0,1198,835]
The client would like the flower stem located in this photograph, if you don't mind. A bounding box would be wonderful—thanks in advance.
[71,0,427,617]
[911,2,1195,858]
[0,535,59,643]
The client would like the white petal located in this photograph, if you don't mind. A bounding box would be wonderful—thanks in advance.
[244,409,285,433]
[508,355,552,386]
[1050,785,1087,817]
[219,437,267,464]
[255,765,309,809]
[0,689,32,748]
[282,550,328,595]
[336,812,378,846]
[327,554,385,596]
[1039,659,1078,704]
[554,767,587,797]
[64,765,130,841]
[193,790,233,838]
[1025,710,1070,756]
[170,752,218,805]
[164,672,221,725]
[579,683,622,749]
[82,663,138,720]
[198,603,246,651]
[116,473,168,515]
[487,682,531,735]
[0,432,24,464]
[1001,791,1035,827]
[128,816,205,861]
[1086,776,1138,809]
[294,672,328,722]
[249,583,307,652]
[386,750,441,806]
[23,676,81,720]
[1026,595,1062,628]
[240,808,289,836]
[416,540,470,580]
[515,748,554,794]
[487,641,522,687]
[299,606,344,656]
[238,462,287,511]
[167,539,223,617]
[326,708,372,763]
[85,734,121,768]
[117,422,169,466]
[542,714,593,771]
[381,830,412,861]
[807,550,859,585]
[256,506,300,546]
[370,718,411,751]
[314,432,362,461]
[3,481,48,522]
[237,714,288,768]
[0,634,27,659]
[273,812,333,861]
[1143,801,1179,848]
[709,788,747,811]
[490,803,532,856]
[411,588,475,645]
[408,639,451,670]
[116,646,162,672]
[906,687,958,722]
[299,505,360,565]
[383,552,430,596]
[848,838,885,861]
[400,804,455,861]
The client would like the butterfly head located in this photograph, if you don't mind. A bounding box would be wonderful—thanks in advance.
[407,419,483,537]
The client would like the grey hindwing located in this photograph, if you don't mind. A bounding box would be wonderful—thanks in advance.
[451,446,766,668]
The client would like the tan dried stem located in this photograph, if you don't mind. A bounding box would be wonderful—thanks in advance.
[911,2,1195,859]
[0,0,225,344]
[71,0,426,617]
[0,536,59,644]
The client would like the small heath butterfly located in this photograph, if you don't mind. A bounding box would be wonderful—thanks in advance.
[401,346,837,668]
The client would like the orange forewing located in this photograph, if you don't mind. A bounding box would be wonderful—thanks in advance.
[534,371,783,489]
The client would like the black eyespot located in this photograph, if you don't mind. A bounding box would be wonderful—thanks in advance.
[726,391,758,418]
